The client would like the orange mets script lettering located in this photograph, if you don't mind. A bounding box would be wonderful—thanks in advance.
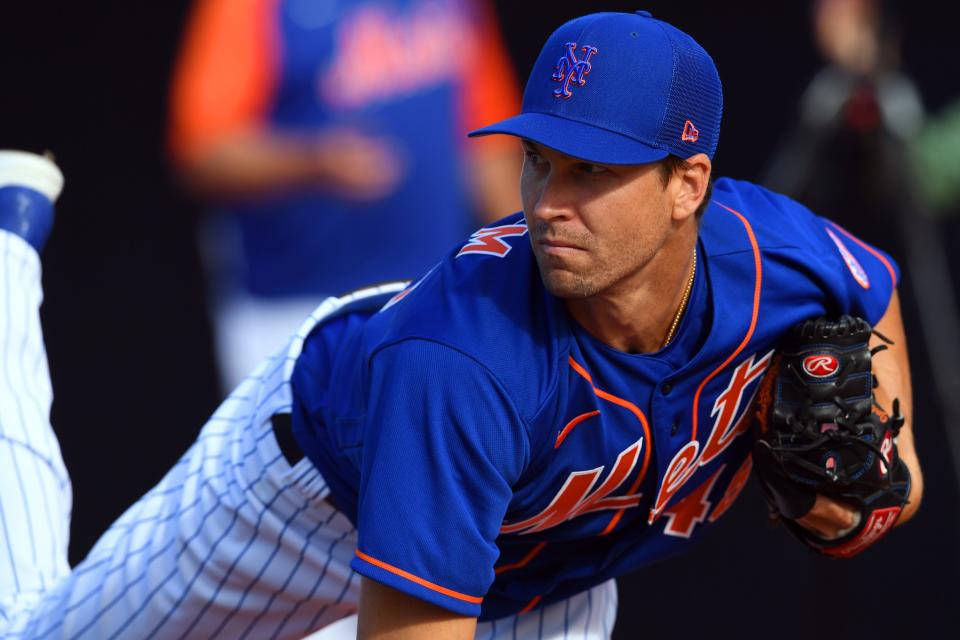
[500,438,644,535]
[650,350,773,523]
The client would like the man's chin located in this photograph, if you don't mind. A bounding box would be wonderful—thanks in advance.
[539,270,599,299]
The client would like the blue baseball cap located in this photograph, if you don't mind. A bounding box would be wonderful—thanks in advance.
[469,11,722,165]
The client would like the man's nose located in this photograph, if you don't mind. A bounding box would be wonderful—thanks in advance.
[527,173,575,223]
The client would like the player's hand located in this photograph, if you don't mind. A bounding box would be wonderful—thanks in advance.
[795,494,860,540]
[313,127,406,201]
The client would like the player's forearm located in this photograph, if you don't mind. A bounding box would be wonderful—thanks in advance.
[174,130,329,199]
[870,290,923,523]
[357,578,477,640]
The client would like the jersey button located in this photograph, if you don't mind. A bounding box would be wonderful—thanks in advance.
[671,421,680,436]
[661,383,673,396]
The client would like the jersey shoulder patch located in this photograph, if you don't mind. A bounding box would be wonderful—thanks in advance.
[824,226,870,289]
[456,216,528,258]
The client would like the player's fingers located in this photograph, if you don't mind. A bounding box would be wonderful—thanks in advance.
[336,138,406,199]
[795,493,860,540]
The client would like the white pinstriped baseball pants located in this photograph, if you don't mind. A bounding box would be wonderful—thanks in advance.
[0,230,618,639]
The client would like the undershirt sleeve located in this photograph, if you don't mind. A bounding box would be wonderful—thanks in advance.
[351,339,528,617]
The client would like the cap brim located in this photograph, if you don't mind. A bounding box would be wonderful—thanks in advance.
[468,112,669,166]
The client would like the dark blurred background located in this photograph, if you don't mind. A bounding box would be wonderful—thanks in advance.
[1,1,959,637]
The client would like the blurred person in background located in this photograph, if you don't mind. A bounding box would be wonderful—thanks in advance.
[763,0,923,257]
[169,0,521,389]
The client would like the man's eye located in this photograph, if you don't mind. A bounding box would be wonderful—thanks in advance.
[579,163,607,174]
[524,151,545,165]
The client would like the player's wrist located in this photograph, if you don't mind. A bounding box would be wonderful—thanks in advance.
[896,440,923,523]
[309,134,340,182]
[795,494,860,540]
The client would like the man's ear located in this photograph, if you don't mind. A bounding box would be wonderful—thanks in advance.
[672,153,711,222]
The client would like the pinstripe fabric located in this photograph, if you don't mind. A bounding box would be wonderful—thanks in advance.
[303,579,617,640]
[1,287,370,639]
[0,273,618,639]
[475,579,616,640]
[0,232,72,632]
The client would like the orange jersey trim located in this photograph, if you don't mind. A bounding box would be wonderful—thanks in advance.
[827,221,898,288]
[355,550,484,604]
[690,202,763,441]
[568,356,653,534]
[555,410,601,449]
[600,509,626,536]
[519,595,542,615]
[494,541,548,575]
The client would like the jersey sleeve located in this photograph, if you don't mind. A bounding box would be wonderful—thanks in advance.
[814,217,900,324]
[167,0,280,164]
[727,181,901,326]
[351,339,528,617]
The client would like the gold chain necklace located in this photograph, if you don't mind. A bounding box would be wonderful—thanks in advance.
[661,247,697,349]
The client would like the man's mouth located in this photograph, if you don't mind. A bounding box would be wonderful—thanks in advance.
[537,237,584,252]
[537,238,583,251]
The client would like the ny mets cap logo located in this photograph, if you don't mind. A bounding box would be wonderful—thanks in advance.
[802,354,840,378]
[552,42,598,99]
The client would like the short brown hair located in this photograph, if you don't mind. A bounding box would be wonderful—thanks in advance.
[655,155,713,220]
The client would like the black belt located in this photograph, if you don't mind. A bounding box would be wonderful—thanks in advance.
[270,412,340,512]
[271,413,304,466]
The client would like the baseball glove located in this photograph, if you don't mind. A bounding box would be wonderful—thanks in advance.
[753,315,911,557]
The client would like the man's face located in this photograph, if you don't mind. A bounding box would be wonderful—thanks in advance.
[521,140,675,300]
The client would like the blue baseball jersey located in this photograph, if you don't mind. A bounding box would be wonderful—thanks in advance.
[290,178,898,619]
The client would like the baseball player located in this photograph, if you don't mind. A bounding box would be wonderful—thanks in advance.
[0,10,922,640]
[169,0,522,390]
